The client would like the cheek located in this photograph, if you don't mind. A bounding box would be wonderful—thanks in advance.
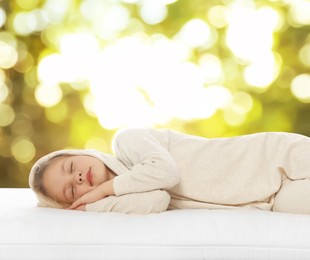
[42,177,57,199]
[94,164,108,182]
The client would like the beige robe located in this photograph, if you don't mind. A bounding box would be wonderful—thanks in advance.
[85,128,310,214]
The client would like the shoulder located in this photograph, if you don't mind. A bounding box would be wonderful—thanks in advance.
[112,128,171,155]
[113,128,163,142]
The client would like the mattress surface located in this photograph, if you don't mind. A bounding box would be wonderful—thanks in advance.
[1,188,310,260]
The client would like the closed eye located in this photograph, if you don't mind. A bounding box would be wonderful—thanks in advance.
[71,185,74,199]
[70,162,73,173]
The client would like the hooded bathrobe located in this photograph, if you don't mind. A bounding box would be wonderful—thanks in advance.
[29,128,310,214]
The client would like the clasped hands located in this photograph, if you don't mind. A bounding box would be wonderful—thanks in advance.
[67,179,115,211]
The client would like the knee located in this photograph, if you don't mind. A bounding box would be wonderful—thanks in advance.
[273,179,310,215]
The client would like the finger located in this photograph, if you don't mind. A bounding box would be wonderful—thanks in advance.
[74,205,86,211]
[69,202,80,210]
[68,200,82,210]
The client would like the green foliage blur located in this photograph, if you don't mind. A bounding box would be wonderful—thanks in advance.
[0,0,309,188]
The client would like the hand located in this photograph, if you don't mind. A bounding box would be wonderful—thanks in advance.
[68,179,115,210]
[68,187,105,210]
[73,205,86,211]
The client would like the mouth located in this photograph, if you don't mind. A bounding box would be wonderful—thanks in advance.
[86,168,93,186]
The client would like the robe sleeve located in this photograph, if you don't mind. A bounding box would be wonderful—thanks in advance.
[85,190,171,214]
[112,128,180,196]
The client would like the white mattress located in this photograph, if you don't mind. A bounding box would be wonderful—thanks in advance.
[1,188,310,260]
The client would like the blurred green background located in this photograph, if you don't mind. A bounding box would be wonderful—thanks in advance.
[0,0,310,188]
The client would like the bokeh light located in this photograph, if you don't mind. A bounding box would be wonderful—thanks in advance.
[199,54,224,84]
[207,5,228,28]
[291,74,310,103]
[139,1,168,25]
[0,82,9,103]
[11,137,36,164]
[226,6,277,62]
[243,51,281,89]
[176,19,214,49]
[80,1,130,39]
[35,83,63,107]
[0,104,15,127]
[0,7,6,28]
[288,0,310,26]
[0,41,18,69]
[299,44,310,67]
[0,0,310,187]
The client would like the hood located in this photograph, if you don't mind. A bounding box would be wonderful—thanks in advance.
[28,149,128,208]
[28,149,124,189]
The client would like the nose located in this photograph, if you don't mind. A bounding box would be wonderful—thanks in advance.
[75,172,83,184]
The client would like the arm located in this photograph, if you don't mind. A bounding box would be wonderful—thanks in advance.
[85,190,171,214]
[69,179,115,209]
[112,128,180,196]
[70,128,178,210]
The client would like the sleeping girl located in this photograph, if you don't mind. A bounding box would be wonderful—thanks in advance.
[29,128,310,215]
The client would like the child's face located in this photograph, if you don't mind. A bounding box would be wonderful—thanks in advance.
[43,155,115,206]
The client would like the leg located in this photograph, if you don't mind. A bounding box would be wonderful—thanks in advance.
[272,179,310,214]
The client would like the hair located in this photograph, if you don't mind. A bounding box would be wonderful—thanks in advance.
[31,156,66,209]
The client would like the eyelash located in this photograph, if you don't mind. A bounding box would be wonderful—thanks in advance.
[70,161,74,198]
[71,186,75,199]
